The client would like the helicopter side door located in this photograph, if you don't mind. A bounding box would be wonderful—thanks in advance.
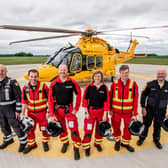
[69,53,82,74]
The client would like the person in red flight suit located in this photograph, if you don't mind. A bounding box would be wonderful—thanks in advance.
[110,65,139,152]
[48,64,81,160]
[21,69,50,154]
[82,71,110,157]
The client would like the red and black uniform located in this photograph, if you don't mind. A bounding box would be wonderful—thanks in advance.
[110,78,138,145]
[22,81,49,147]
[48,77,81,149]
[82,83,110,150]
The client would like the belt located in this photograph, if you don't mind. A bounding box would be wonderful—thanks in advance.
[91,106,103,110]
[55,104,70,109]
[0,100,16,106]
[28,109,47,113]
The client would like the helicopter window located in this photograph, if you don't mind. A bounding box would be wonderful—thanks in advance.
[96,56,103,68]
[70,53,82,71]
[87,56,95,69]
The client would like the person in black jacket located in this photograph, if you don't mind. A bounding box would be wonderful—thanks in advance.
[0,64,27,152]
[137,69,168,149]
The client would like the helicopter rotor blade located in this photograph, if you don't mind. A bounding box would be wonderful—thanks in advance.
[99,32,150,39]
[0,25,84,34]
[103,25,168,32]
[9,34,79,45]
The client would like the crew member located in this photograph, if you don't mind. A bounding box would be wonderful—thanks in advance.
[137,69,168,149]
[0,64,27,152]
[110,65,138,152]
[22,69,50,154]
[48,64,81,160]
[82,71,110,157]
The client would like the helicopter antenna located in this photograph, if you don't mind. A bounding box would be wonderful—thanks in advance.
[130,32,133,42]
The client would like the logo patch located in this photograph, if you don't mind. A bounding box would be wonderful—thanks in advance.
[68,121,74,128]
[87,124,92,130]
[65,85,72,89]
[99,90,104,94]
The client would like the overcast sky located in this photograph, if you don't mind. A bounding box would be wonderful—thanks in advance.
[0,0,168,55]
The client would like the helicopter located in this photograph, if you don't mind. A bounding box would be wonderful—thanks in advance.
[0,25,167,82]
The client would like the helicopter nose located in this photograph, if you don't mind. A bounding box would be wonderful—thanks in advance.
[24,64,58,82]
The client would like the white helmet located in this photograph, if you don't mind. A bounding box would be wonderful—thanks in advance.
[20,117,34,133]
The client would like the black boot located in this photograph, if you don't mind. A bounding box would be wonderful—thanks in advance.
[85,148,90,156]
[74,148,80,160]
[154,141,162,149]
[43,143,49,152]
[18,143,27,152]
[94,144,102,152]
[0,139,14,149]
[61,143,69,153]
[114,142,120,151]
[23,144,37,154]
[137,138,144,146]
[121,143,135,152]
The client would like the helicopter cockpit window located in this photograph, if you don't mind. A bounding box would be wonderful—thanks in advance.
[46,48,72,67]
[87,56,95,69]
[70,53,82,71]
[96,56,103,68]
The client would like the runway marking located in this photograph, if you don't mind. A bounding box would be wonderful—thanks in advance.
[129,73,154,81]
[0,127,168,158]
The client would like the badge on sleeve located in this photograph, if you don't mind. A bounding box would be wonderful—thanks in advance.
[142,84,147,91]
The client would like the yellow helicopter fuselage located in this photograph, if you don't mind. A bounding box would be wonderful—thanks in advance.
[24,37,139,82]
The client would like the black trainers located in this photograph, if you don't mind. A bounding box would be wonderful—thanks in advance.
[18,143,27,152]
[23,144,37,154]
[0,139,14,149]
[121,143,135,152]
[61,143,69,153]
[94,144,102,152]
[85,148,90,156]
[154,141,162,149]
[74,148,80,160]
[137,138,144,146]
[43,143,49,152]
[114,142,120,151]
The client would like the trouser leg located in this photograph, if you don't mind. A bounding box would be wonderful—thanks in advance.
[122,114,132,145]
[111,113,122,142]
[139,108,154,141]
[82,118,95,149]
[67,113,81,149]
[153,109,166,142]
[56,108,69,144]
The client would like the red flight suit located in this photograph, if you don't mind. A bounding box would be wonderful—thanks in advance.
[48,77,81,149]
[22,81,50,147]
[110,78,138,145]
[82,83,110,150]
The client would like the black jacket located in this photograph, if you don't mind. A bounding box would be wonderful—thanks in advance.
[0,77,22,113]
[141,80,168,110]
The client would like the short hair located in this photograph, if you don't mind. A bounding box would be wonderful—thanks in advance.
[119,65,129,72]
[28,69,39,77]
[92,70,104,83]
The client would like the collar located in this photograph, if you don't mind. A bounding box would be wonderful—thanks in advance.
[118,78,130,86]
[90,82,105,87]
[55,76,72,83]
[28,81,40,88]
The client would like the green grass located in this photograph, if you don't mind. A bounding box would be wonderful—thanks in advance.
[0,56,48,65]
[0,56,168,65]
[126,56,168,65]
